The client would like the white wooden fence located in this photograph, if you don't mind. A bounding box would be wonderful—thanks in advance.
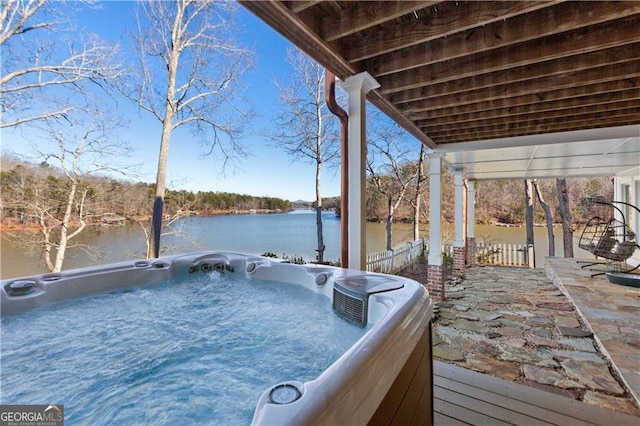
[475,242,528,267]
[366,238,427,273]
[365,239,528,273]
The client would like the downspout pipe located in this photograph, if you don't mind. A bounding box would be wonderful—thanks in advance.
[325,70,349,268]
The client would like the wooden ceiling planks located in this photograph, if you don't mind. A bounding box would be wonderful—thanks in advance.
[241,0,640,147]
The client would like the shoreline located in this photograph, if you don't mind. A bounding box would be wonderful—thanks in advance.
[0,209,293,233]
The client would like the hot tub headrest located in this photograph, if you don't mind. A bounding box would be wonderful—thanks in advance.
[334,275,404,296]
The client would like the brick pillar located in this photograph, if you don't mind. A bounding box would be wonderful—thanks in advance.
[466,237,476,267]
[427,264,445,301]
[453,246,466,278]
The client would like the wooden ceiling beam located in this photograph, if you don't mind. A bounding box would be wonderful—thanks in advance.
[401,61,640,112]
[388,44,640,105]
[416,99,640,134]
[429,117,640,145]
[317,1,344,15]
[427,115,640,144]
[384,19,640,102]
[287,1,323,14]
[368,1,640,77]
[426,112,640,138]
[322,1,439,42]
[414,90,640,128]
[380,15,640,95]
[406,78,640,121]
[345,1,558,62]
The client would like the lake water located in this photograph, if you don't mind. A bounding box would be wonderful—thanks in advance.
[0,210,588,279]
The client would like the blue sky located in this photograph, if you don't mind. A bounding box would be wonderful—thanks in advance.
[2,1,353,202]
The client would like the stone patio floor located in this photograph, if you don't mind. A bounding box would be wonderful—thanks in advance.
[401,260,640,417]
[546,257,640,408]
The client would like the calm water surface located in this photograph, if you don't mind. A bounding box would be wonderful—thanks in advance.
[0,210,586,279]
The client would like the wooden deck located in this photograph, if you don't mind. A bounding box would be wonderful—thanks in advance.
[434,361,639,426]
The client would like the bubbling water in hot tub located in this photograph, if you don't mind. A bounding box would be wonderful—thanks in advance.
[1,270,367,425]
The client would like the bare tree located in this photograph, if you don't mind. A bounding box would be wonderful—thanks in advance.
[120,0,254,258]
[532,179,555,257]
[556,177,574,257]
[4,105,134,272]
[270,47,340,263]
[524,179,535,267]
[0,0,121,128]
[408,144,428,241]
[367,125,418,251]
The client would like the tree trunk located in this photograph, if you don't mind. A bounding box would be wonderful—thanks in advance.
[413,144,426,241]
[386,196,393,251]
[316,205,324,263]
[532,179,555,257]
[148,47,178,259]
[51,181,78,272]
[40,210,55,273]
[556,178,574,257]
[148,195,164,258]
[315,160,325,263]
[50,183,88,272]
[413,193,421,241]
[524,179,535,267]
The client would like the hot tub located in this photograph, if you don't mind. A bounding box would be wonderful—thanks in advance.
[1,252,433,425]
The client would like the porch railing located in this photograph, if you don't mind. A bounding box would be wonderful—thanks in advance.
[365,239,528,274]
[476,241,527,267]
[366,238,427,273]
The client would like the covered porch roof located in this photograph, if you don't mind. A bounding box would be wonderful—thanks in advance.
[240,0,640,180]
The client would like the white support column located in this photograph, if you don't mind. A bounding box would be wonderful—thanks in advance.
[467,180,476,267]
[427,152,445,300]
[428,153,443,266]
[453,170,466,278]
[454,171,465,248]
[338,72,380,270]
[467,181,476,241]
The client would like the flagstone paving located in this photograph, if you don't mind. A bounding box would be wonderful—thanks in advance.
[422,265,640,417]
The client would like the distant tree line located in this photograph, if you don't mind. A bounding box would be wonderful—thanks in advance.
[0,155,292,230]
[193,191,291,213]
